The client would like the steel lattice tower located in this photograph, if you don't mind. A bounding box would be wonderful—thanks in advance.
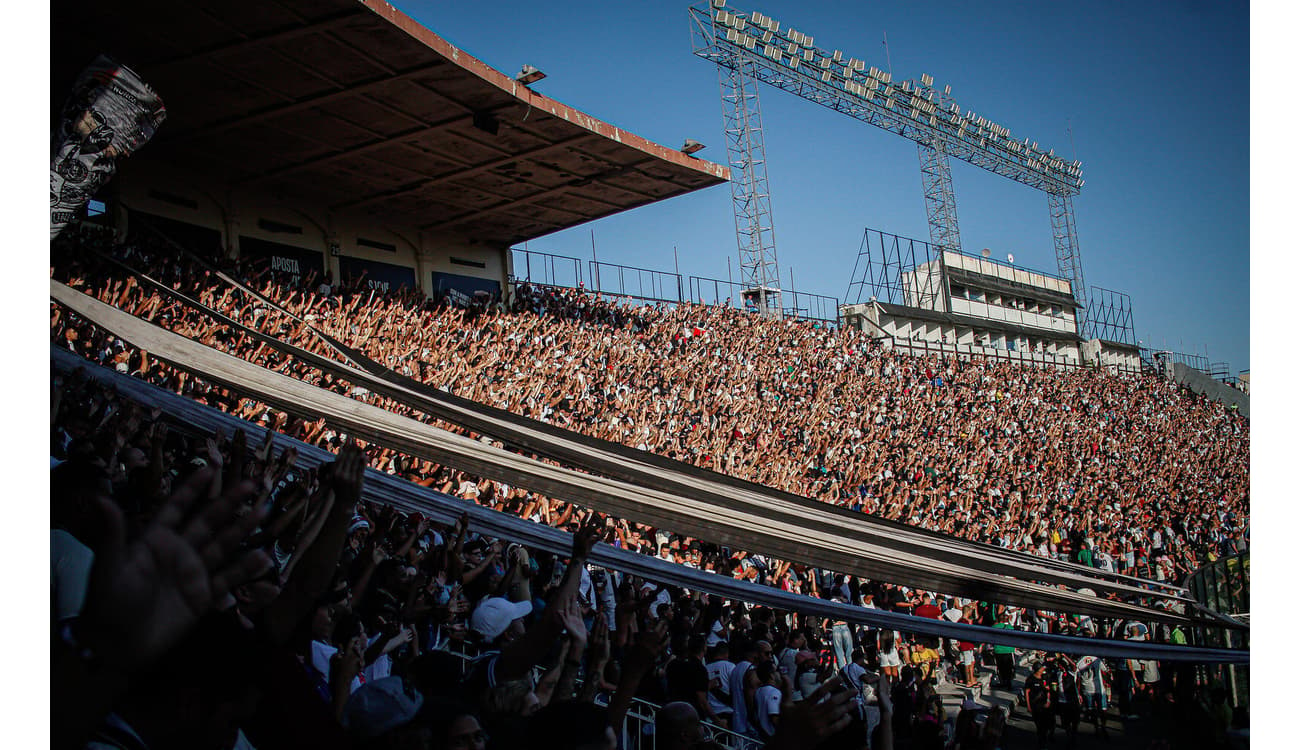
[1049,190,1087,330]
[917,140,962,252]
[691,0,1094,327]
[719,58,781,314]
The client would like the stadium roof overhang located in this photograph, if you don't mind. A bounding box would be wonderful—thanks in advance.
[51,0,729,247]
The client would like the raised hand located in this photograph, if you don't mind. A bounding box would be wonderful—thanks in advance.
[767,675,857,749]
[79,468,271,671]
[588,616,611,665]
[205,428,225,466]
[571,519,603,561]
[553,596,588,648]
[330,442,366,508]
[629,618,670,665]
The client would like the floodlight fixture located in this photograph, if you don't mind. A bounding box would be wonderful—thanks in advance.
[681,139,706,155]
[515,64,546,85]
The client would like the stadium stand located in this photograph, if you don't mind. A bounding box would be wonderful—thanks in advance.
[51,2,1248,748]
[52,224,1248,749]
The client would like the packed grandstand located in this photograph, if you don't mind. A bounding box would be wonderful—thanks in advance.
[50,2,1248,750]
[51,218,1249,749]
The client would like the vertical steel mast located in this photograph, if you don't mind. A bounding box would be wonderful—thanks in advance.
[719,58,781,314]
[917,140,962,253]
[1049,190,1087,332]
[691,0,1094,324]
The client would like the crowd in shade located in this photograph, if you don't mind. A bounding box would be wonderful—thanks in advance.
[51,226,1249,749]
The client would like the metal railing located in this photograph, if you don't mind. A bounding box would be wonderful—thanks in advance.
[597,694,762,750]
[1184,551,1250,709]
[880,336,1145,376]
[512,248,587,289]
[432,641,760,749]
[589,260,684,304]
[510,247,843,326]
[688,275,841,325]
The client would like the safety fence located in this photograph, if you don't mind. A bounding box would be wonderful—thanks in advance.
[511,248,841,325]
[1185,552,1249,709]
[880,336,1144,376]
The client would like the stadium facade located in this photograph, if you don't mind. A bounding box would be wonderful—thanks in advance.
[842,248,1141,373]
[58,0,728,308]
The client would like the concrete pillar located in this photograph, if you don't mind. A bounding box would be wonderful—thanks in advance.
[224,211,241,261]
[415,231,437,300]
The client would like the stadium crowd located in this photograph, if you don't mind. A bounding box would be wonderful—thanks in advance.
[51,226,1249,749]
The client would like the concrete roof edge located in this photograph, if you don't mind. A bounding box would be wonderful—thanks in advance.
[357,0,731,183]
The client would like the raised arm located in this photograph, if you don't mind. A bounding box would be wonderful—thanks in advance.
[494,522,601,682]
[263,443,366,645]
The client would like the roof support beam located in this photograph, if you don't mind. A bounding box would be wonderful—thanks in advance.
[420,158,656,231]
[236,113,475,184]
[158,63,445,144]
[330,134,591,212]
[144,10,366,70]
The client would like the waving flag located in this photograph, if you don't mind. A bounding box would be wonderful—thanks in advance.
[51,55,165,238]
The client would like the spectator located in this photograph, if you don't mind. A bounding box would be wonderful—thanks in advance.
[50,231,1250,750]
[653,701,704,750]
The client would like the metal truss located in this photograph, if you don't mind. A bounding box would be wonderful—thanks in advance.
[689,3,1081,196]
[1082,285,1135,345]
[717,54,782,314]
[845,227,946,310]
[1157,350,1211,374]
[691,2,1094,326]
[1049,191,1088,318]
[917,140,962,252]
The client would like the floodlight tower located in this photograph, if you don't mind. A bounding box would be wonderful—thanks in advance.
[689,0,1091,323]
[720,57,781,315]
[916,74,962,253]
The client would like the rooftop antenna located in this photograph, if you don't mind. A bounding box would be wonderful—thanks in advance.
[980,248,991,258]
[1006,252,1015,265]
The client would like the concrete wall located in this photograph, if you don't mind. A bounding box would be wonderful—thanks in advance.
[1167,362,1250,418]
[840,302,1083,366]
[942,250,1072,296]
[1081,340,1142,374]
[948,296,1075,335]
[902,259,945,311]
[883,337,1081,368]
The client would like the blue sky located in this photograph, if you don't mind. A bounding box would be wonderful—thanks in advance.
[392,0,1249,373]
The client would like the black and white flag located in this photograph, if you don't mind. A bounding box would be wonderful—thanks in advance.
[51,55,165,238]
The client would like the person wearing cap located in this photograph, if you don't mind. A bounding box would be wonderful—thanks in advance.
[1023,660,1055,750]
[792,650,821,701]
[839,648,873,719]
[341,674,425,743]
[469,597,534,649]
[460,522,601,704]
